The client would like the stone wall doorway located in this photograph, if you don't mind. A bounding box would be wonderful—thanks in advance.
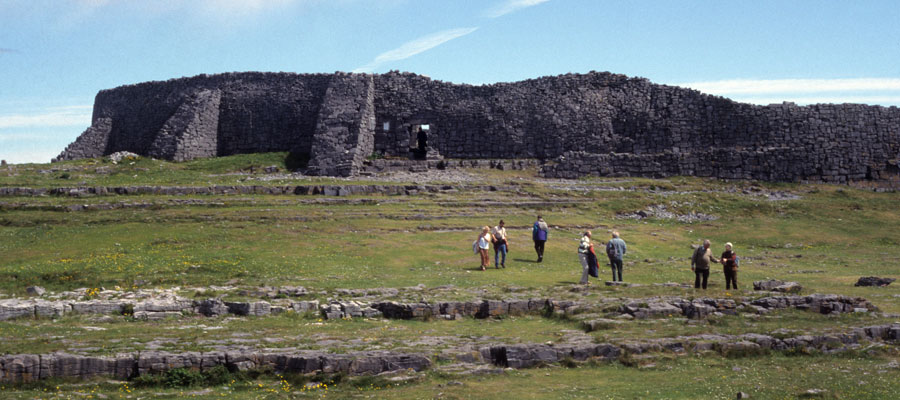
[407,123,431,160]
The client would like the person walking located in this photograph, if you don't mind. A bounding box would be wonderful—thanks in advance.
[578,231,593,285]
[606,231,627,282]
[691,239,719,289]
[475,226,492,271]
[491,220,508,269]
[532,215,549,262]
[721,242,738,290]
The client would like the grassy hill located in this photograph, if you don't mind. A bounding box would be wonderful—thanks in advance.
[1,153,898,399]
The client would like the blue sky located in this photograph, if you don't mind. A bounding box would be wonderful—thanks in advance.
[2,0,899,163]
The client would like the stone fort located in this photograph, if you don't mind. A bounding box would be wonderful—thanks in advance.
[56,71,900,183]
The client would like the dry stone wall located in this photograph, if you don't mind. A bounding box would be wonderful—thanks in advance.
[306,74,376,176]
[56,71,900,182]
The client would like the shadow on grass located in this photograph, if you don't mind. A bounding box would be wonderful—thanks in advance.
[513,258,538,263]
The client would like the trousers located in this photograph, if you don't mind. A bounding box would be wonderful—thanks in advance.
[534,240,545,260]
[724,266,738,289]
[694,269,709,289]
[494,243,507,267]
[610,258,623,281]
[578,253,590,284]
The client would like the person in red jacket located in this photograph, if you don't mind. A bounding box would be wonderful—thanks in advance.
[720,242,738,290]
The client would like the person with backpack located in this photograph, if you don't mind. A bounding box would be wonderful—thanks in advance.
[720,242,738,290]
[605,231,627,282]
[691,239,719,289]
[532,215,549,262]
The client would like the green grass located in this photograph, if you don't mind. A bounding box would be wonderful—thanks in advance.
[0,152,412,187]
[1,154,899,398]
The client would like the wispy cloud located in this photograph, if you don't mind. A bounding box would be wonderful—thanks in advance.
[721,95,900,106]
[66,0,301,25]
[676,78,900,106]
[484,0,551,18]
[0,149,63,165]
[0,48,18,54]
[677,78,900,95]
[0,106,92,129]
[353,27,479,73]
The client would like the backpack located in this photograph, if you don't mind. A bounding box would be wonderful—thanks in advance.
[606,241,618,258]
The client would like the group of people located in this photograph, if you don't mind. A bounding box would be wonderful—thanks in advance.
[691,239,739,289]
[474,216,739,290]
[577,230,627,284]
[473,216,550,271]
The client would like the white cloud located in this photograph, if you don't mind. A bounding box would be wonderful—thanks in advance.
[484,0,551,18]
[0,149,61,165]
[0,106,92,129]
[0,133,55,142]
[198,0,296,13]
[353,27,479,73]
[675,78,900,106]
[677,78,900,95]
[724,95,900,106]
[68,0,301,23]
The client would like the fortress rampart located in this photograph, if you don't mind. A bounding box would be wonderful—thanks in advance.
[57,71,900,182]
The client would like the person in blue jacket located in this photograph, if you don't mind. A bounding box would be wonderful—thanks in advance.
[605,231,627,282]
[532,215,549,262]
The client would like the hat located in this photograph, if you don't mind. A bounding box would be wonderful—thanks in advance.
[725,242,733,248]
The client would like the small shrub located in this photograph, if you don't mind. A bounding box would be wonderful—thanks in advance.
[559,356,579,368]
[131,365,242,388]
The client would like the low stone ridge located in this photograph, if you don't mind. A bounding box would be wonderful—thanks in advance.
[0,293,877,322]
[753,279,803,293]
[0,350,430,384]
[749,294,876,314]
[615,324,900,357]
[371,299,553,320]
[611,294,874,320]
[0,184,511,198]
[2,324,897,383]
[55,71,900,183]
[855,276,896,287]
[359,158,542,175]
[321,301,382,320]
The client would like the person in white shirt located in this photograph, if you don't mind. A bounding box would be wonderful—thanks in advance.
[476,226,492,271]
[578,231,592,284]
[491,220,509,269]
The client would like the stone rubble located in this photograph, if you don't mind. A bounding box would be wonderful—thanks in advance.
[753,279,803,293]
[854,276,895,287]
[617,204,719,223]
